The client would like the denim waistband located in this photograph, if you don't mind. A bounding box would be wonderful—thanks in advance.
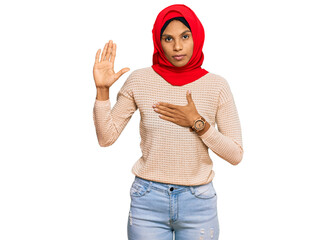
[133,176,213,195]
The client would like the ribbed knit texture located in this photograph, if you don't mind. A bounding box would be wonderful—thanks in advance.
[93,67,243,186]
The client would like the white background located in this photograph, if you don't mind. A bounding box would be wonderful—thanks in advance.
[1,0,335,239]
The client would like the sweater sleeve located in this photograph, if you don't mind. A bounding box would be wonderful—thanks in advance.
[93,74,138,147]
[198,81,244,165]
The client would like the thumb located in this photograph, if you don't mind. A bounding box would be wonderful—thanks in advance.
[115,67,130,80]
[186,90,192,103]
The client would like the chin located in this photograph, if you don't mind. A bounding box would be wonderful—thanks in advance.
[172,60,188,67]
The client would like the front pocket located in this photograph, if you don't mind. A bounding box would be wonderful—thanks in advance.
[130,181,150,198]
[193,182,217,199]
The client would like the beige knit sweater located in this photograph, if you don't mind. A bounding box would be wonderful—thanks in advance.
[93,67,243,186]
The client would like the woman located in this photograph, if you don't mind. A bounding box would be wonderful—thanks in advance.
[93,4,244,240]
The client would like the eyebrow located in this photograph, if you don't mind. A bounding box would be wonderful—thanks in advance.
[161,30,191,38]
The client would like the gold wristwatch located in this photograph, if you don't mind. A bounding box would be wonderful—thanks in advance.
[190,116,207,132]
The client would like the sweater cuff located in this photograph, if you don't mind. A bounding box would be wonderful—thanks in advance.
[198,124,216,140]
[94,98,110,107]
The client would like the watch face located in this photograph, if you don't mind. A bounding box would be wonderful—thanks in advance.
[195,119,205,130]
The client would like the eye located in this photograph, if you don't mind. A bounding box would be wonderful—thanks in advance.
[164,37,172,42]
[182,34,189,39]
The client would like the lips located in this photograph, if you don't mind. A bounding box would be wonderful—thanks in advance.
[173,55,186,61]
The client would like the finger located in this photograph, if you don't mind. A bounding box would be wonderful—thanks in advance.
[157,102,178,110]
[154,107,176,118]
[159,114,176,123]
[100,43,107,62]
[101,42,108,62]
[106,40,113,62]
[111,43,116,70]
[95,49,101,64]
[155,104,177,116]
[114,67,130,80]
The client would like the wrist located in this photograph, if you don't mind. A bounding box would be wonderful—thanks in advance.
[189,115,208,135]
[195,121,210,136]
[96,87,110,101]
[189,114,201,128]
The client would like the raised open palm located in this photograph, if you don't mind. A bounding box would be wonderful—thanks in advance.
[93,40,130,88]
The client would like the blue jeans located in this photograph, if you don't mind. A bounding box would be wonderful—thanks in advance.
[127,176,220,240]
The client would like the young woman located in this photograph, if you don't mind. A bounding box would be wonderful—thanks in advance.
[93,4,244,240]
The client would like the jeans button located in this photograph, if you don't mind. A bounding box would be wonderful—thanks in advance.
[170,187,174,191]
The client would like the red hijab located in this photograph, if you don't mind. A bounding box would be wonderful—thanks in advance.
[151,4,208,86]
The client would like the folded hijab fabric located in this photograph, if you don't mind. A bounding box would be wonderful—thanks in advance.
[152,4,209,86]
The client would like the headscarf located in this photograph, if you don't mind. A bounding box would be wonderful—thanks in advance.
[151,4,208,86]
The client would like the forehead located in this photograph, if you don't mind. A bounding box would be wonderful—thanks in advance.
[162,20,190,34]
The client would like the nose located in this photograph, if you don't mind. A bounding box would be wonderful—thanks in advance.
[173,39,183,51]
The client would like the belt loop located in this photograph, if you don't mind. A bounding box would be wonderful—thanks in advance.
[189,186,195,194]
[147,181,152,192]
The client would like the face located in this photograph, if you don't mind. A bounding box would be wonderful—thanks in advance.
[161,20,194,67]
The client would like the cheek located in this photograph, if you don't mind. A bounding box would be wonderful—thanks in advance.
[188,43,194,57]
[161,41,168,50]
[161,43,170,57]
